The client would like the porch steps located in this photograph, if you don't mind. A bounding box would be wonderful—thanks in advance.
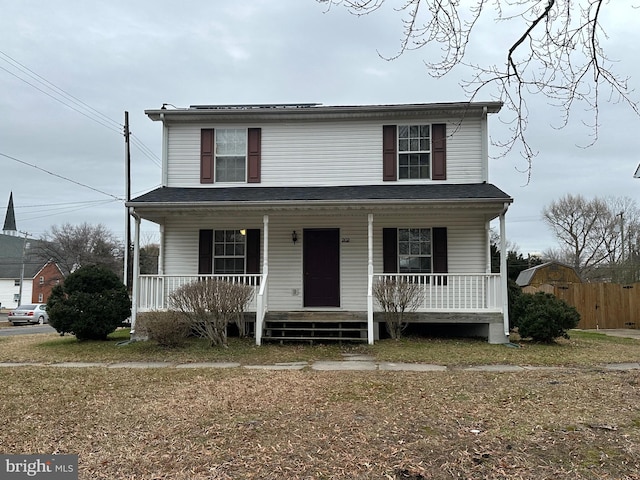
[262,311,368,344]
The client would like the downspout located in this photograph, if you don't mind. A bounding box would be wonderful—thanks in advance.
[129,208,141,336]
[160,113,169,187]
[499,202,510,337]
[481,106,488,182]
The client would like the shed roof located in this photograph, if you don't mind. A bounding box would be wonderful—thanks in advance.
[516,261,581,287]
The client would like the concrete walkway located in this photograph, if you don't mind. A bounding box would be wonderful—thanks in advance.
[0,354,638,372]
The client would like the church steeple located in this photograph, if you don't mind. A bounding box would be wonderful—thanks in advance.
[3,192,17,234]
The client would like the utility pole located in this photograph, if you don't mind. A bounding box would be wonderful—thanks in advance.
[124,112,132,293]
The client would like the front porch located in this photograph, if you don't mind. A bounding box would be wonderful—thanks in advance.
[128,186,512,345]
[134,272,506,344]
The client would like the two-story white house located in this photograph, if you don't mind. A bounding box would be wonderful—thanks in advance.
[127,102,513,344]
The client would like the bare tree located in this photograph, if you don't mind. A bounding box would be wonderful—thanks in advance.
[319,0,638,175]
[542,194,640,280]
[35,222,124,277]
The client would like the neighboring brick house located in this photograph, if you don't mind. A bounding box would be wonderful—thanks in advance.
[30,261,64,304]
[127,102,514,344]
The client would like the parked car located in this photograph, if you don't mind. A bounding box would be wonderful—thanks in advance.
[8,304,49,325]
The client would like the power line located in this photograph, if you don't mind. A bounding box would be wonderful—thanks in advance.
[0,50,122,131]
[0,152,123,201]
[0,51,161,170]
[0,65,122,135]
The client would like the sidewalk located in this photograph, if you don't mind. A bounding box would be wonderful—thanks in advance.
[1,354,638,372]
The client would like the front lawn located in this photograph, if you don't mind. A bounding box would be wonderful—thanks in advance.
[0,328,638,367]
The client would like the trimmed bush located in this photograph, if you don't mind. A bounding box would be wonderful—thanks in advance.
[373,277,422,340]
[47,265,131,340]
[136,311,190,347]
[168,279,254,347]
[513,291,580,342]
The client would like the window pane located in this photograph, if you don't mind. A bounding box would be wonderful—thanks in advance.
[410,125,419,137]
[398,125,408,139]
[399,139,408,151]
[398,228,431,273]
[420,125,430,138]
[420,139,430,150]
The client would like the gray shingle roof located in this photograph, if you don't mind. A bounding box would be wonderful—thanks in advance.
[128,183,512,206]
[0,234,45,279]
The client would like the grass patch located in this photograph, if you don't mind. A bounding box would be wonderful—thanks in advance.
[0,328,639,367]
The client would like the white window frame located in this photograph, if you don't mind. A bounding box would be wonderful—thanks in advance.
[398,228,432,273]
[398,124,431,180]
[215,128,247,183]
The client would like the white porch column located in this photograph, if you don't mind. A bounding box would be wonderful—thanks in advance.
[130,210,141,334]
[499,204,509,338]
[255,214,269,346]
[367,213,374,344]
[263,214,269,277]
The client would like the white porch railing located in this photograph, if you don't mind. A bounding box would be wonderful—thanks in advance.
[138,274,262,312]
[370,273,503,311]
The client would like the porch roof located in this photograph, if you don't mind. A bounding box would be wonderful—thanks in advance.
[126,183,513,222]
[128,183,511,212]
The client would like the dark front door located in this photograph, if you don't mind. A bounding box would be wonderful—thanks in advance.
[303,228,340,307]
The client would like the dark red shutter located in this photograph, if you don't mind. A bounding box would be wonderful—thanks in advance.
[247,128,261,183]
[432,228,448,286]
[382,228,398,273]
[431,123,446,180]
[200,129,215,184]
[382,125,397,181]
[246,229,260,274]
[198,230,213,274]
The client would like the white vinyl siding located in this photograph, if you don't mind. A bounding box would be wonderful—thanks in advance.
[164,118,485,187]
[160,211,488,311]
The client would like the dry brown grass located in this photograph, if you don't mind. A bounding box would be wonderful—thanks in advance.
[1,367,640,479]
[1,328,639,367]
[1,330,640,478]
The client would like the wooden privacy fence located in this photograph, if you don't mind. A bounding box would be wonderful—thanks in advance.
[522,283,640,330]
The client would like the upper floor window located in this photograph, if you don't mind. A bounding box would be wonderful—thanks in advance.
[39,276,45,285]
[201,128,261,184]
[383,123,446,182]
[216,129,246,183]
[398,125,431,180]
[14,279,20,286]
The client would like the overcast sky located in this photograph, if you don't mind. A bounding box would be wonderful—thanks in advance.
[1,1,638,256]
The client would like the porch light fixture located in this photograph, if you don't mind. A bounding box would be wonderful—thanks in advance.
[292,230,298,244]
[240,229,246,236]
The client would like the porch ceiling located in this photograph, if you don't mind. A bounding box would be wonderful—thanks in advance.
[127,184,512,223]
